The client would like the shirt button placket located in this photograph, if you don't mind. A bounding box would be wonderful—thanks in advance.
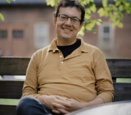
[59,54,64,68]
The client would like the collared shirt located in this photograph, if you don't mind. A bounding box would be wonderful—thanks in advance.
[22,38,114,103]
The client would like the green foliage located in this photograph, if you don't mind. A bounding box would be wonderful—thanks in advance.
[6,0,10,3]
[86,20,96,31]
[1,0,131,35]
[90,4,97,12]
[79,0,87,6]
[46,0,131,35]
[46,0,60,7]
[78,24,85,36]
[85,8,91,19]
[0,13,4,21]
[97,8,105,17]
[103,0,108,7]
[0,0,15,21]
[96,19,102,25]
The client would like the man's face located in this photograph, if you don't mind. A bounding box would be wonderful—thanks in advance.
[54,7,83,44]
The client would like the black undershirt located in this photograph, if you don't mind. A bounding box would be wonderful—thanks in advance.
[57,40,81,58]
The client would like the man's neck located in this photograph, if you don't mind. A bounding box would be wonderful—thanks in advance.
[57,38,77,46]
[57,39,81,58]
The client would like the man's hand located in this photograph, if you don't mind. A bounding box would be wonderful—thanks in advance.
[52,98,85,113]
[37,95,71,114]
[37,95,104,114]
[51,97,105,114]
[37,95,85,114]
[65,99,85,112]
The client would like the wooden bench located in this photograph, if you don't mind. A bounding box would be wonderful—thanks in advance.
[0,57,131,115]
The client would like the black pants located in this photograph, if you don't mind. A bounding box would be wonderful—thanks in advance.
[16,96,62,115]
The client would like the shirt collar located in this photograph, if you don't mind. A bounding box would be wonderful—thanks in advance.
[48,38,89,53]
[48,38,59,52]
[79,38,89,53]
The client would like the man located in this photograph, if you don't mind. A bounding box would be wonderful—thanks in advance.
[16,0,114,115]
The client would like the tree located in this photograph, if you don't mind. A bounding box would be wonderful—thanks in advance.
[46,0,131,35]
[0,0,131,35]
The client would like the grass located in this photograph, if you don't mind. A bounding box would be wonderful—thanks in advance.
[116,78,131,83]
[0,99,19,105]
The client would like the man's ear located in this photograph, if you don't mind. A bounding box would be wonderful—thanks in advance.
[54,17,57,25]
[79,23,83,31]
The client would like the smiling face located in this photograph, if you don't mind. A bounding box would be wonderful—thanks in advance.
[54,7,83,46]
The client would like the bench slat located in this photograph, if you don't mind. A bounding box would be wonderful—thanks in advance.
[0,81,131,101]
[0,105,16,115]
[113,83,131,101]
[0,81,23,99]
[107,59,131,78]
[0,58,131,78]
[0,57,30,75]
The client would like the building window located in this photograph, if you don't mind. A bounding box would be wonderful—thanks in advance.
[13,30,23,38]
[34,22,49,48]
[0,30,7,39]
[98,23,114,50]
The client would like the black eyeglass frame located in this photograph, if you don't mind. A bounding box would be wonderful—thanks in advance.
[57,14,81,24]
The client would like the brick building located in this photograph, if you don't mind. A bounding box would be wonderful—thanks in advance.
[0,0,131,58]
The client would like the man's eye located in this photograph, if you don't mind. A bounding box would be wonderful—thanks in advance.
[72,18,78,22]
[61,16,67,19]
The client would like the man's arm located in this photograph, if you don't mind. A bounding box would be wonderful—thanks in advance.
[94,51,114,103]
[82,96,104,108]
[22,52,40,98]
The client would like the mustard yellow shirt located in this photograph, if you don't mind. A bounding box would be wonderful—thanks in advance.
[22,38,114,103]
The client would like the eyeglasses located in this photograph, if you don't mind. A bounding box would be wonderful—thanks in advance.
[57,14,81,25]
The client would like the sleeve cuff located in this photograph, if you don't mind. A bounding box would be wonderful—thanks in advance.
[97,91,114,103]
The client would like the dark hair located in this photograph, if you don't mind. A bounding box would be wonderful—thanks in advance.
[54,0,85,25]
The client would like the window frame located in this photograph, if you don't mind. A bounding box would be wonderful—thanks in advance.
[0,30,8,39]
[12,30,24,39]
[98,22,114,50]
[34,22,50,48]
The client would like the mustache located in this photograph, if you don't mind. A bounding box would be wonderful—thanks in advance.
[62,25,73,31]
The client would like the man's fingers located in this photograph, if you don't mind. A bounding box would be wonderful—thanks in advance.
[52,109,60,114]
[57,108,69,114]
[52,108,69,114]
[52,102,66,109]
[52,102,70,114]
[55,98,71,107]
[56,95,67,100]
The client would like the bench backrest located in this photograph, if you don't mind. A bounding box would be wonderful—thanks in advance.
[0,57,131,115]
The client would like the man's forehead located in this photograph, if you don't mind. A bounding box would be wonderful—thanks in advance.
[59,7,81,18]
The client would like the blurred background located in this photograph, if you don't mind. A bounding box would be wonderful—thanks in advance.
[0,0,131,58]
[0,0,131,104]
[0,0,131,78]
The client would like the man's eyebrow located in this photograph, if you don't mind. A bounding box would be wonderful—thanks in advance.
[62,14,79,18]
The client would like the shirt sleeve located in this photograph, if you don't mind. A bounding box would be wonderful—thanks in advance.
[94,51,114,103]
[22,52,40,98]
